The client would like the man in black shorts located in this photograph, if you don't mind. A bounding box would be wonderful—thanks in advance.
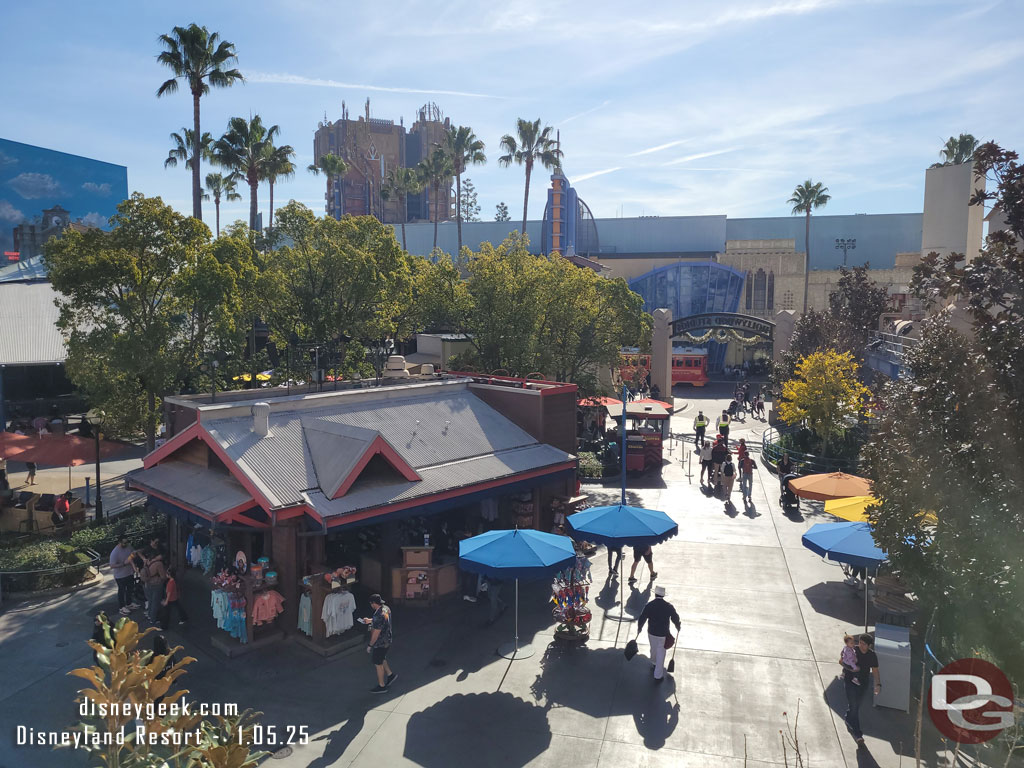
[366,594,397,693]
[628,545,656,584]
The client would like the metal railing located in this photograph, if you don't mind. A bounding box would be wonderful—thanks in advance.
[761,424,861,475]
[868,331,918,363]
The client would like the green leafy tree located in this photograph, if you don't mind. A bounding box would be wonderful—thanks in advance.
[380,166,423,251]
[262,141,295,232]
[931,132,980,167]
[787,179,831,314]
[446,126,486,253]
[211,115,280,230]
[459,178,481,223]
[204,172,241,237]
[417,147,454,250]
[164,128,212,173]
[495,201,511,222]
[866,141,1024,683]
[266,201,418,350]
[777,350,869,456]
[46,194,256,450]
[499,118,563,234]
[157,23,243,221]
[307,153,349,218]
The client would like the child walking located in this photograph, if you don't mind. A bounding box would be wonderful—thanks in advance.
[160,566,189,629]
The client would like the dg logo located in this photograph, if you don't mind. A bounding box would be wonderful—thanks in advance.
[929,658,1016,744]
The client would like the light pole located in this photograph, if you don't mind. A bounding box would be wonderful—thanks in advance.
[835,238,856,265]
[86,409,105,521]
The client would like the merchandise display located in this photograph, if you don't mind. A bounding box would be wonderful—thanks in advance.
[252,589,285,625]
[322,589,356,636]
[298,592,313,636]
[551,556,593,643]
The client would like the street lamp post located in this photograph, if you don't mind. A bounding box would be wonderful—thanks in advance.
[835,238,856,265]
[86,409,104,521]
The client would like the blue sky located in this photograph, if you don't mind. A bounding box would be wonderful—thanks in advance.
[4,0,1023,228]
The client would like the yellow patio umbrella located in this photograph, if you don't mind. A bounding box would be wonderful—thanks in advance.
[824,495,878,523]
[232,372,272,382]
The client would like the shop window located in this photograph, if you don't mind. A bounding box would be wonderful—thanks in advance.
[767,271,775,311]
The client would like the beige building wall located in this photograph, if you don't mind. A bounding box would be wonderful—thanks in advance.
[921,162,986,260]
[719,239,805,320]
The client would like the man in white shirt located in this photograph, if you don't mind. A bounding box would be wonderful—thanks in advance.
[109,536,139,616]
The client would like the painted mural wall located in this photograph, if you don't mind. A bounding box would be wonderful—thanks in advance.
[0,138,128,262]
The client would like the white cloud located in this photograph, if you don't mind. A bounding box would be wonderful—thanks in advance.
[78,211,109,229]
[560,101,612,125]
[0,150,17,167]
[0,200,24,223]
[82,182,111,196]
[627,139,692,157]
[247,71,503,99]
[664,148,742,166]
[571,167,622,183]
[8,172,62,199]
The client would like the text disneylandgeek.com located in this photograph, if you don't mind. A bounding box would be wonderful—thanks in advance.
[15,699,310,750]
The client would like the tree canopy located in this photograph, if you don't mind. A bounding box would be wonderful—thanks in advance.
[46,193,258,449]
[777,350,869,455]
[865,141,1024,681]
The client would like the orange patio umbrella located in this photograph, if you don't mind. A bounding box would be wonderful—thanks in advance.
[579,396,623,408]
[12,433,127,490]
[0,432,35,460]
[788,472,873,501]
[632,397,673,410]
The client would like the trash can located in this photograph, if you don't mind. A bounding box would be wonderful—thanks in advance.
[873,623,911,711]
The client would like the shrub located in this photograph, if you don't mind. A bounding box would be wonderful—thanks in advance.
[577,452,604,479]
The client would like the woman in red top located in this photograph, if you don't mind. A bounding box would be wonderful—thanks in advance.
[160,566,189,629]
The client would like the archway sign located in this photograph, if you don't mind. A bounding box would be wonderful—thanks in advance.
[670,312,775,345]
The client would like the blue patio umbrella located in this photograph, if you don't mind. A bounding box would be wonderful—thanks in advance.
[802,521,887,631]
[459,528,576,660]
[566,504,678,622]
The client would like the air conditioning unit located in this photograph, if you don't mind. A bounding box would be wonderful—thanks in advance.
[383,355,410,378]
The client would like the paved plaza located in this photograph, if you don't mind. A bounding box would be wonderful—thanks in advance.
[0,384,985,767]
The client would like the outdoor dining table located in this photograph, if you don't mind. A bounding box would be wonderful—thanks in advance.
[871,592,918,626]
[873,573,910,595]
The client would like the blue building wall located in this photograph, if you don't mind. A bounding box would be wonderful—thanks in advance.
[726,213,922,270]
[628,261,746,373]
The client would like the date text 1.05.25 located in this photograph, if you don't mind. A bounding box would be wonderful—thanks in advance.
[240,725,310,746]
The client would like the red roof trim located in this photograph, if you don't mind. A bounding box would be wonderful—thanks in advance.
[195,430,275,511]
[142,422,203,469]
[323,460,576,528]
[332,435,421,499]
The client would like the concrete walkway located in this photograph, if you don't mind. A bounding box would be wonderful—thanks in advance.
[0,384,1003,767]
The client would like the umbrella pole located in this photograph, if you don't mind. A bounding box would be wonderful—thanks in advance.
[497,577,534,660]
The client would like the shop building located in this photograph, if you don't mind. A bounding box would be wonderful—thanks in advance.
[127,375,578,654]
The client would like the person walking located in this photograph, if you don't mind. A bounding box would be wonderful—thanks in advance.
[628,545,656,584]
[109,536,139,616]
[606,544,623,578]
[25,461,37,486]
[739,452,757,502]
[141,549,167,625]
[486,577,507,625]
[841,633,881,744]
[160,566,189,628]
[693,411,708,447]
[699,441,714,485]
[720,455,737,499]
[710,438,729,490]
[777,451,795,491]
[365,594,396,693]
[717,411,730,443]
[637,585,681,682]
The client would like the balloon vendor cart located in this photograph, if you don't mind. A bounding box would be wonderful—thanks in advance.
[551,556,593,645]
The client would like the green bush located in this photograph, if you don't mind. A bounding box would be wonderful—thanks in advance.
[577,452,604,479]
[69,508,166,556]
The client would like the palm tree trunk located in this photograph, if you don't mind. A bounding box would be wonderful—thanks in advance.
[215,198,221,238]
[249,178,258,232]
[456,172,463,254]
[269,180,275,232]
[802,210,810,314]
[432,180,439,249]
[191,91,203,221]
[522,161,532,234]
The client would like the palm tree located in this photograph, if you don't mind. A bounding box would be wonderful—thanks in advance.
[417,148,454,249]
[164,128,213,171]
[262,143,295,232]
[446,126,486,253]
[933,133,980,167]
[498,118,563,234]
[157,24,243,222]
[204,172,241,237]
[211,115,279,231]
[381,167,424,251]
[787,179,831,314]
[307,153,350,218]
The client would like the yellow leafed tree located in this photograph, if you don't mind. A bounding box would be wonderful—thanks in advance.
[777,350,869,456]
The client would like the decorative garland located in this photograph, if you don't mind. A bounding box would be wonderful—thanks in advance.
[680,328,766,345]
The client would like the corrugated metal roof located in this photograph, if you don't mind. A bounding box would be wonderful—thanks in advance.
[202,390,548,508]
[305,443,573,519]
[0,282,66,365]
[302,420,378,499]
[127,461,252,517]
[0,255,49,284]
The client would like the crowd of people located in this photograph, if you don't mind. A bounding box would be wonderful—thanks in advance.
[108,535,187,630]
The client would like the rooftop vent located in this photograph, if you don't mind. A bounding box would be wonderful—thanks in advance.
[251,402,271,437]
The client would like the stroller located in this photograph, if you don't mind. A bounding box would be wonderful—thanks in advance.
[780,473,800,510]
[727,400,740,417]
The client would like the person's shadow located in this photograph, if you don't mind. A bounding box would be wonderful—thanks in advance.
[306,709,366,768]
[632,679,680,749]
[723,500,739,518]
[742,497,760,518]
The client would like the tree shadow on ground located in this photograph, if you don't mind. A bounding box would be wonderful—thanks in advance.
[403,691,551,768]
